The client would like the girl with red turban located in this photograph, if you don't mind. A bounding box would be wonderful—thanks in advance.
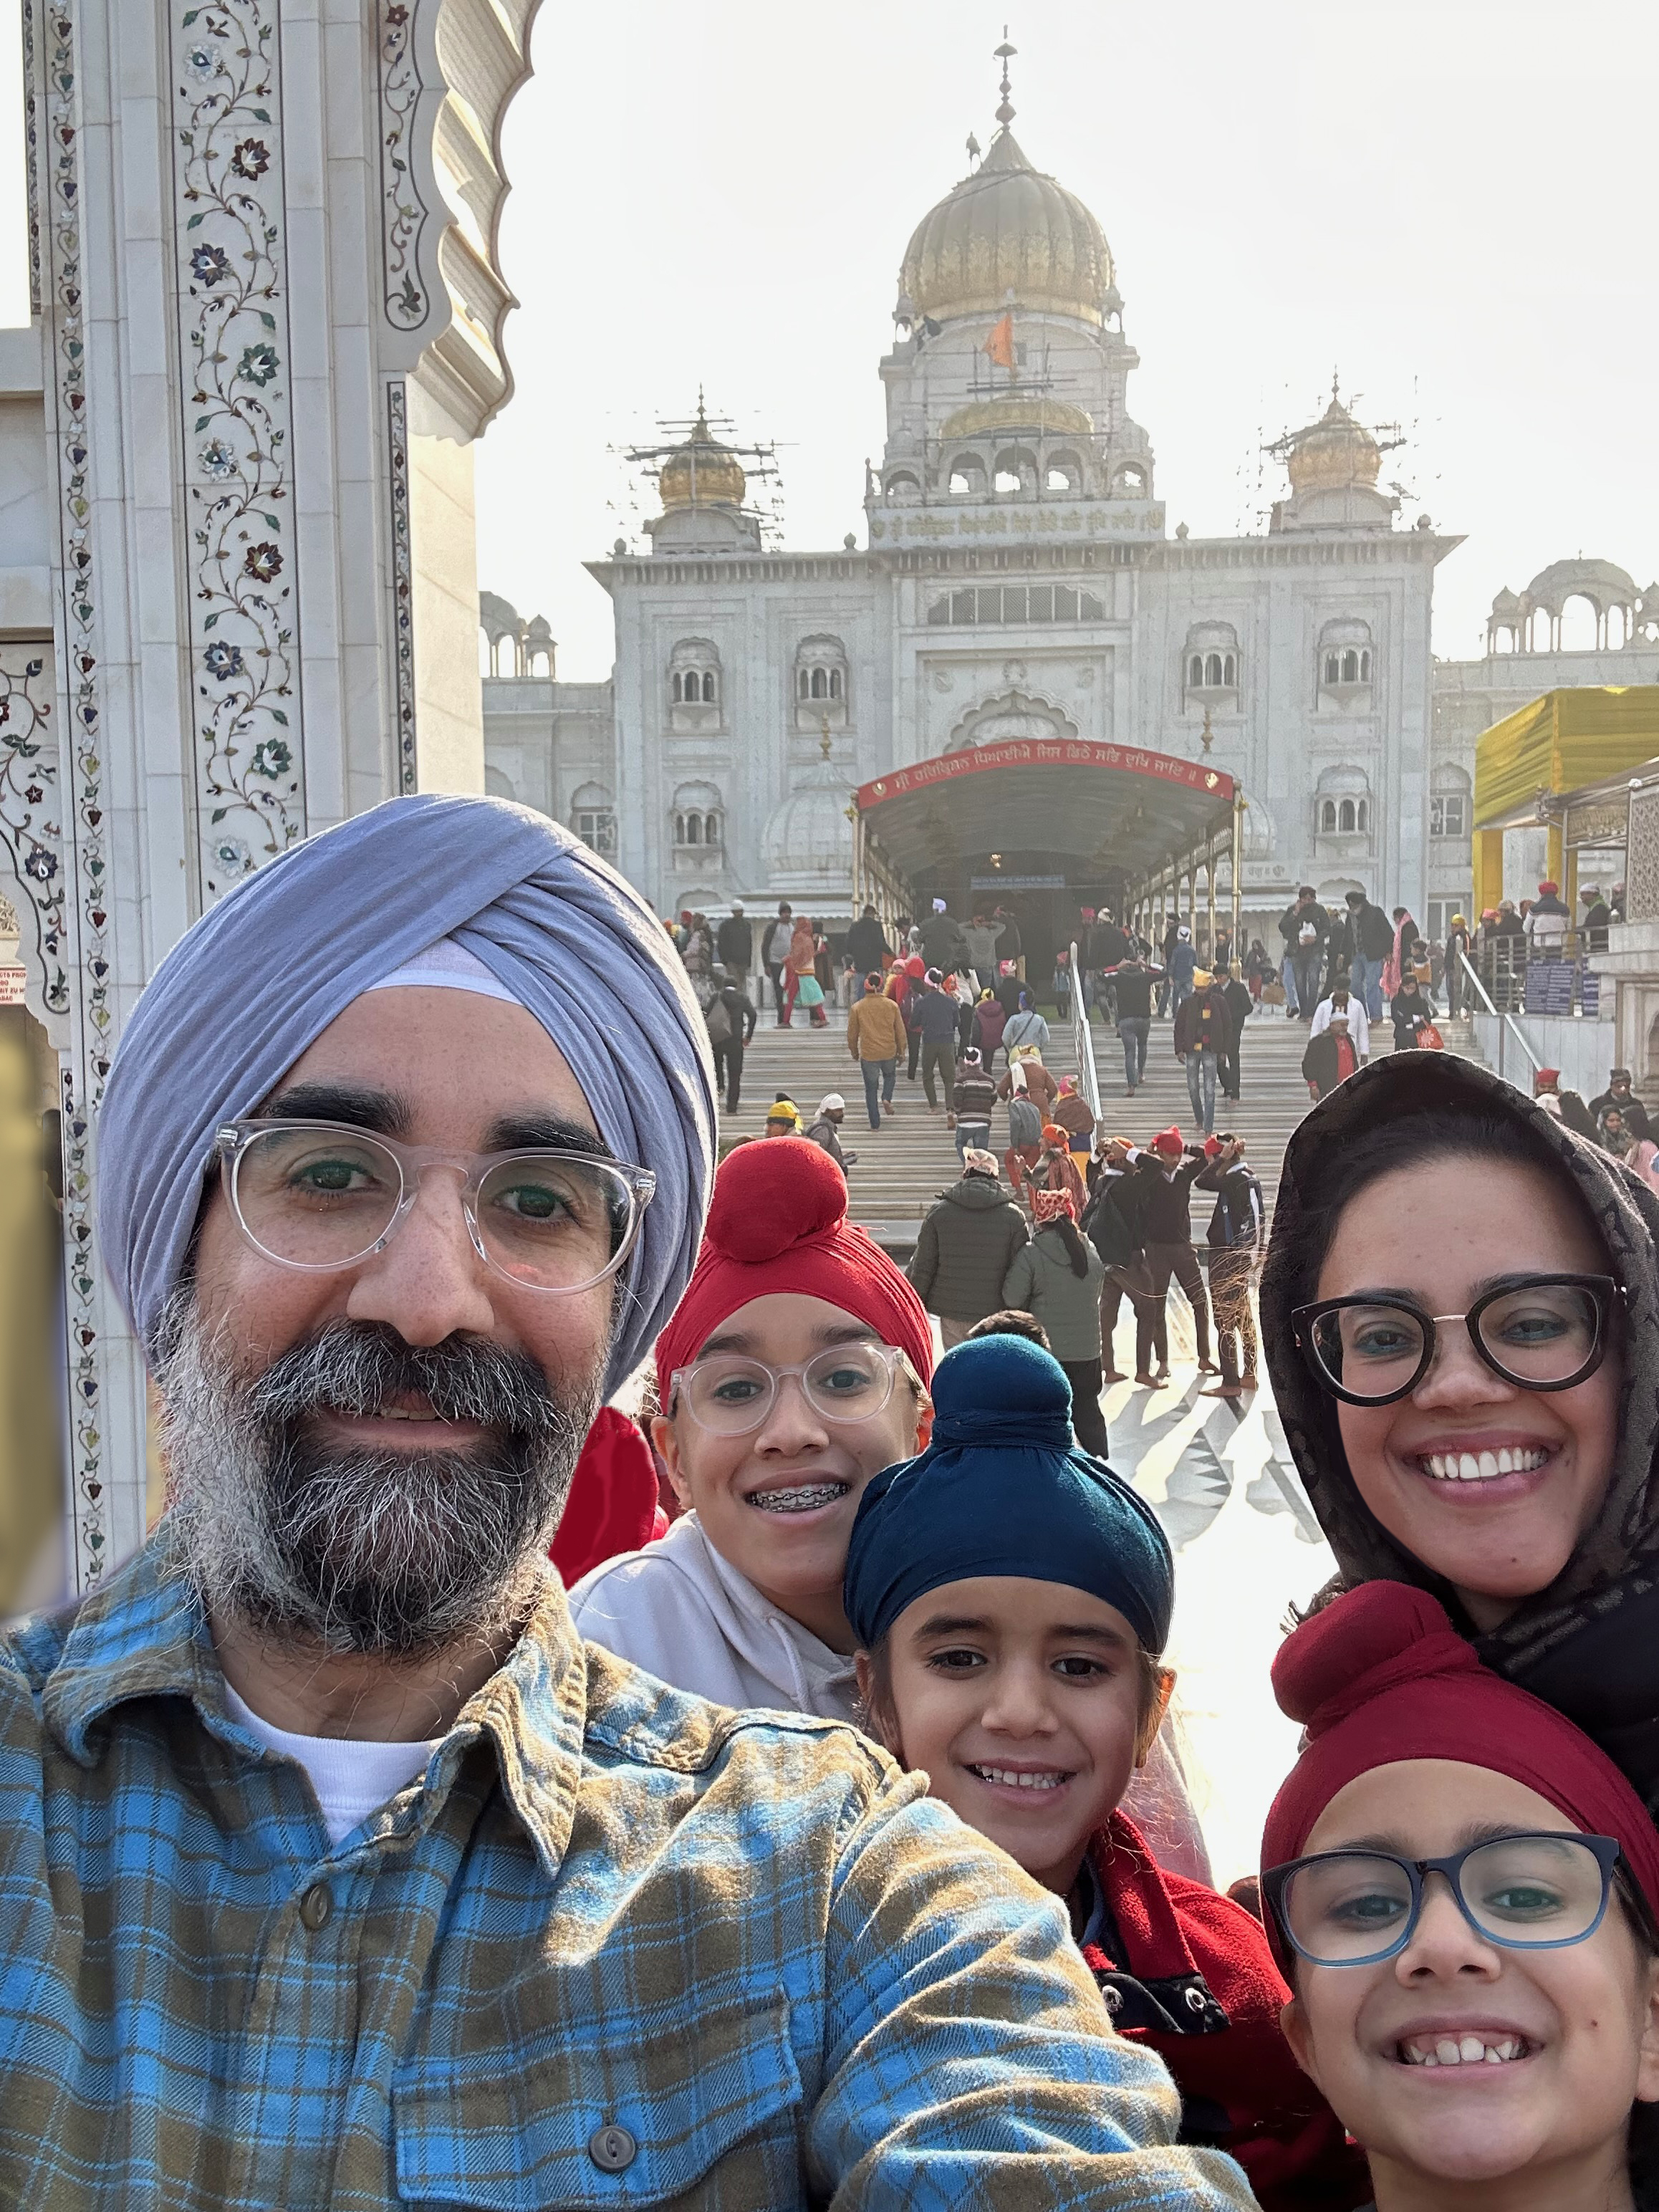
[569,1137,934,1719]
[1261,1579,1659,2211]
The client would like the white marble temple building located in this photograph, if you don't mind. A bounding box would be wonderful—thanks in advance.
[484,81,1463,948]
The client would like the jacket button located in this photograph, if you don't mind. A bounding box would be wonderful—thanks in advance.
[299,1882,332,1931]
[588,2123,638,2173]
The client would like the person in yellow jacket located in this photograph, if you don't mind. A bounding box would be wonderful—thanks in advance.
[846,970,908,1130]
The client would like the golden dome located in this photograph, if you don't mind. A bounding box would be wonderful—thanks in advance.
[938,395,1095,441]
[1286,390,1382,496]
[658,406,747,511]
[899,125,1114,327]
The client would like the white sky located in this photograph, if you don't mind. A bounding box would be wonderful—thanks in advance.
[3,2,1655,681]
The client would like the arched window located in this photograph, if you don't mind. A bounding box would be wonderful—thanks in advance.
[809,666,828,699]
[1188,654,1204,687]
[1357,798,1370,832]
[829,667,842,699]
[947,454,986,498]
[1223,653,1236,686]
[794,634,850,721]
[1183,622,1240,701]
[1318,619,1375,697]
[1338,798,1356,832]
[671,782,724,856]
[572,782,617,857]
[1320,799,1337,833]
[1204,653,1223,687]
[669,639,722,718]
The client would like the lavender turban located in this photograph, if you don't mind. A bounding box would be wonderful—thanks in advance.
[97,793,716,1395]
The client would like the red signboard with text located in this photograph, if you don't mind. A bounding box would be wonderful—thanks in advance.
[855,739,1233,813]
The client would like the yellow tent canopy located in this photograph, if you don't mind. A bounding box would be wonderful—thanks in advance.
[1472,686,1659,915]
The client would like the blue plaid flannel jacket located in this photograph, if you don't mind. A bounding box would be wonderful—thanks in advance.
[0,1530,1256,2208]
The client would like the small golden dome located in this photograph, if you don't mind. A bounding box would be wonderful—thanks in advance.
[1286,390,1382,496]
[658,406,747,511]
[938,395,1095,441]
[899,125,1113,327]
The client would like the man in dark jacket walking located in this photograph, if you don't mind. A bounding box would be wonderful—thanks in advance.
[1218,972,1253,1102]
[1279,888,1329,1021]
[916,969,962,1117]
[908,1153,1030,1349]
[703,964,756,1112]
[1342,889,1395,1020]
[1082,1141,1159,1382]
[1196,1135,1263,1398]
[991,905,1024,981]
[1173,973,1233,1137]
[716,903,754,998]
[845,904,891,978]
[1103,953,1161,1095]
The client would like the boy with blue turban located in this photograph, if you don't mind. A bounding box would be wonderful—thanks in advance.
[847,1334,1364,2210]
[0,796,1257,2208]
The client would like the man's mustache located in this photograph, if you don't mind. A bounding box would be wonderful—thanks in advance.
[246,1320,562,1441]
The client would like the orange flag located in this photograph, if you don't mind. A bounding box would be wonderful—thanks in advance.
[983,311,1015,368]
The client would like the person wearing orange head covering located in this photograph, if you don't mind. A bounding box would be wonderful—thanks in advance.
[570,1137,934,1719]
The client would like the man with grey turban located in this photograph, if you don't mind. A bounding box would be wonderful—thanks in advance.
[0,794,1252,2210]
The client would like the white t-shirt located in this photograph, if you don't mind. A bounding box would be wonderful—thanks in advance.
[223,1681,441,1849]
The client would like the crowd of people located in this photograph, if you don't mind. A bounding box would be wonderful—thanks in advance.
[16,795,1659,2209]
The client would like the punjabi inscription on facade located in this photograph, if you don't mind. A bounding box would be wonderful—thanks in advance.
[171,0,305,903]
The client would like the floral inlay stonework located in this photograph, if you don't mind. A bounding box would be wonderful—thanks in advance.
[0,648,69,1021]
[172,0,306,902]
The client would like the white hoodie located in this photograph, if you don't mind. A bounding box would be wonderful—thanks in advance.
[569,1511,857,1719]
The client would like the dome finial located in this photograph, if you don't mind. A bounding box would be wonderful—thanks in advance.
[994,28,1016,127]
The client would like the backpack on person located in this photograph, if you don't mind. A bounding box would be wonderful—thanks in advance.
[704,994,732,1046]
[1007,1095,1042,1149]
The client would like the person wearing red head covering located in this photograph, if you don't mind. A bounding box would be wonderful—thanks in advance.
[1121,1130,1217,1386]
[569,1137,934,1720]
[1261,1580,1659,2212]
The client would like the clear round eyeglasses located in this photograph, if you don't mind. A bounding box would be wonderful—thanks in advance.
[211,1119,655,1294]
[1290,1273,1619,1407]
[1262,1832,1626,1968]
[670,1343,912,1436]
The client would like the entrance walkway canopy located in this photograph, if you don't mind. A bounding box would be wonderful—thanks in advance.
[854,738,1236,912]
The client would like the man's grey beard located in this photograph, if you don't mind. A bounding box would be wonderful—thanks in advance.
[153,1299,597,1659]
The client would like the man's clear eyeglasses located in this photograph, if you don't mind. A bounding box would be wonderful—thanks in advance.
[1263,1832,1623,1968]
[1290,1273,1617,1406]
[670,1344,911,1435]
[211,1119,655,1294]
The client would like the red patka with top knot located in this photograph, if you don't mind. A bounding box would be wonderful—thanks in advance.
[1259,1582,1659,1955]
[654,1137,934,1398]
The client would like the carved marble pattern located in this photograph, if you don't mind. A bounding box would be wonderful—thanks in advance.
[378,3,431,331]
[43,1,115,1588]
[387,378,417,790]
[21,0,42,317]
[172,0,305,901]
[1627,789,1659,922]
[0,646,69,1019]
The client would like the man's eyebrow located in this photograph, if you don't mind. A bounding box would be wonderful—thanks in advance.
[255,1082,410,1137]
[484,1113,610,1158]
